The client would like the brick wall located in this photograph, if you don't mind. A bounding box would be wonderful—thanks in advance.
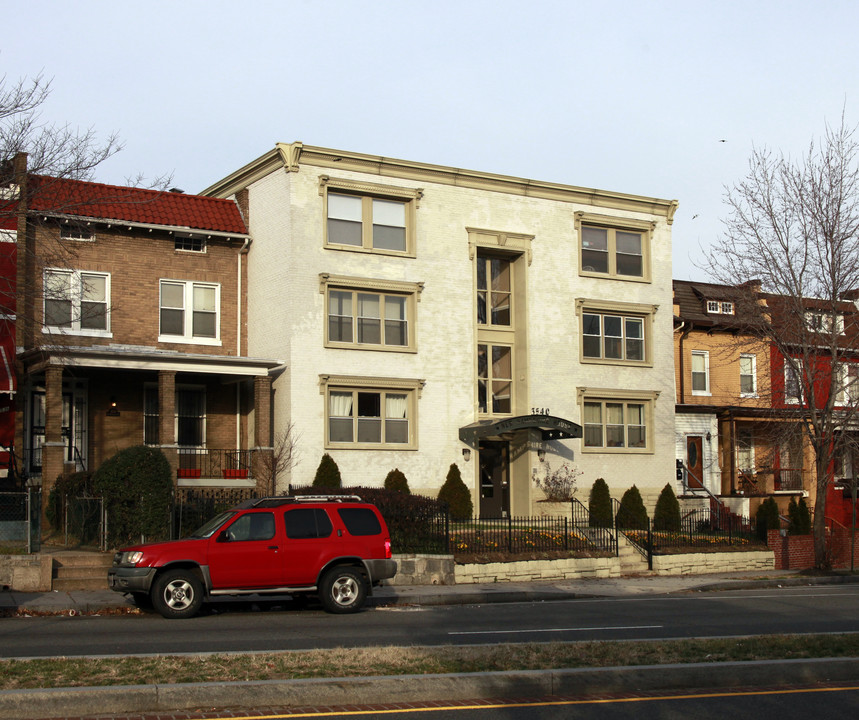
[767,529,815,569]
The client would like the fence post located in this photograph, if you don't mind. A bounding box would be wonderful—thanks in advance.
[647,518,653,570]
[564,516,569,550]
[507,514,513,554]
[728,513,733,545]
[445,511,450,555]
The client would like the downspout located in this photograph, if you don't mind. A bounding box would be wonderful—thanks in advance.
[677,321,690,404]
[237,237,251,451]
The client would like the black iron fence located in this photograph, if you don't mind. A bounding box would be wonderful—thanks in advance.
[0,489,41,553]
[177,449,256,480]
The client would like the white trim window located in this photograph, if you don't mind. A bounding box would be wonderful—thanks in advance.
[739,354,757,397]
[737,428,755,473]
[59,224,95,241]
[159,280,221,345]
[478,343,512,415]
[784,359,803,404]
[43,269,110,336]
[841,362,859,406]
[582,398,650,451]
[691,350,710,395]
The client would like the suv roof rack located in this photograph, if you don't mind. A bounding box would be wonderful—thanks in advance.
[233,495,364,509]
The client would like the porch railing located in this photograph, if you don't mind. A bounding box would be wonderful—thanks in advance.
[775,468,804,492]
[177,448,256,480]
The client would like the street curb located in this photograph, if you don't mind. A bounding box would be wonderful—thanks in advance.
[1,657,858,719]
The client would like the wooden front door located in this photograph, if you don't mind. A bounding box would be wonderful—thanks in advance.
[686,435,704,489]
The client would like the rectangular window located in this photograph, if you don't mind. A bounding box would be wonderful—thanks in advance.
[478,343,512,414]
[322,176,420,256]
[740,354,757,396]
[582,398,650,451]
[476,254,512,327]
[582,312,644,362]
[143,385,205,447]
[174,235,206,252]
[737,428,755,473]
[43,269,110,335]
[322,275,420,352]
[59,224,94,241]
[159,280,220,345]
[691,350,710,395]
[579,223,646,279]
[805,311,844,335]
[784,360,802,404]
[327,386,414,448]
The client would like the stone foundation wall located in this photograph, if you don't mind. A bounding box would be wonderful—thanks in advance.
[388,554,455,586]
[0,554,53,591]
[455,556,621,584]
[651,550,774,575]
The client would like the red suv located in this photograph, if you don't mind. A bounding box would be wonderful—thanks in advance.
[108,495,397,618]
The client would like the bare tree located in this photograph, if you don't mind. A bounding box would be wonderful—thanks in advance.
[705,116,859,568]
[258,422,300,496]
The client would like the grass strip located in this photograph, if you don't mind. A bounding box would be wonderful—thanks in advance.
[2,634,859,690]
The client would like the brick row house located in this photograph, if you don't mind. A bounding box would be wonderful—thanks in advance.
[203,143,680,515]
[674,278,859,524]
[4,154,281,516]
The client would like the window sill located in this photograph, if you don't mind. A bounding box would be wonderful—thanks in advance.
[325,443,417,451]
[582,446,653,455]
[581,357,652,368]
[43,327,112,339]
[691,391,711,397]
[158,335,222,347]
[325,243,416,259]
[578,271,651,284]
[325,342,417,353]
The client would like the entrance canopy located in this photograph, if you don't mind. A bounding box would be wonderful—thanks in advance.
[459,414,582,445]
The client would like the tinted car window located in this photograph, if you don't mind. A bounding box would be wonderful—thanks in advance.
[337,508,382,536]
[226,512,275,541]
[284,508,333,539]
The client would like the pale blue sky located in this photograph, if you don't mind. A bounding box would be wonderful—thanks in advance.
[3,0,857,280]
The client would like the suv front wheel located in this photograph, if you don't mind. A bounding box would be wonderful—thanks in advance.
[319,567,367,614]
[152,569,204,619]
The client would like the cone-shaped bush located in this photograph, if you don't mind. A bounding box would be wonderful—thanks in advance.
[438,462,473,520]
[653,483,681,532]
[617,484,649,530]
[755,496,781,541]
[384,468,411,495]
[312,453,342,489]
[788,495,812,535]
[588,478,613,528]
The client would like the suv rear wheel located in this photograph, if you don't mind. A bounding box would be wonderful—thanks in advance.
[319,567,367,614]
[152,569,204,619]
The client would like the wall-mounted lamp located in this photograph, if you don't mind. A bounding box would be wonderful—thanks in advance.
[537,447,546,462]
[706,432,712,443]
[106,396,120,417]
[462,448,471,462]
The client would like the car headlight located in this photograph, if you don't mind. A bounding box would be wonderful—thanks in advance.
[123,551,144,565]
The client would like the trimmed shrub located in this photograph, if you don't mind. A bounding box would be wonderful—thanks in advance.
[588,478,613,528]
[313,453,342,489]
[788,495,812,535]
[617,485,649,530]
[438,463,473,520]
[384,468,411,495]
[653,483,681,532]
[755,496,781,541]
[92,446,173,548]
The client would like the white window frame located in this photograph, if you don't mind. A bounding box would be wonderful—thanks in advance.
[577,388,657,454]
[575,212,654,282]
[691,350,710,396]
[805,310,845,335]
[737,427,755,474]
[42,268,111,337]
[319,274,422,352]
[739,353,757,397]
[59,223,95,242]
[158,279,222,346]
[576,299,655,366]
[174,234,206,253]
[320,175,422,257]
[319,375,423,450]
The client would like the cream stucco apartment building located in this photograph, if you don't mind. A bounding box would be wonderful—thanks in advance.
[204,143,679,516]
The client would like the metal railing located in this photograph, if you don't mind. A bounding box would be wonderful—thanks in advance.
[447,514,593,555]
[775,468,804,491]
[177,448,256,480]
[571,496,618,555]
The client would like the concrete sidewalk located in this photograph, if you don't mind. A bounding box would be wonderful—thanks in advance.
[2,568,857,615]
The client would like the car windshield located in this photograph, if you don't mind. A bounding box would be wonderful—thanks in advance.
[189,511,236,538]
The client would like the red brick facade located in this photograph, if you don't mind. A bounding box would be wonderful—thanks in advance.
[767,528,859,570]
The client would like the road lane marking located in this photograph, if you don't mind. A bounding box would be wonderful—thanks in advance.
[448,624,663,636]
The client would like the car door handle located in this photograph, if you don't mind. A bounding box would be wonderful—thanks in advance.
[268,545,279,551]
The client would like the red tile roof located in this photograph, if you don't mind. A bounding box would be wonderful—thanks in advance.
[25,176,247,235]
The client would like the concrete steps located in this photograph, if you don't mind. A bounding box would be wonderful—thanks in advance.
[50,552,113,591]
[617,534,650,574]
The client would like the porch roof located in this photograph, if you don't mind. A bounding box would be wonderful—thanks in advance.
[459,414,582,445]
[21,345,284,377]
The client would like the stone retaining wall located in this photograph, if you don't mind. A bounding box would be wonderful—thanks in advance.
[389,554,455,586]
[651,550,774,575]
[455,556,620,584]
[0,554,53,592]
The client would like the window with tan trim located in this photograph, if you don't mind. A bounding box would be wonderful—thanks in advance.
[577,388,658,454]
[319,176,422,257]
[478,343,513,415]
[320,375,424,450]
[575,212,654,281]
[319,274,422,352]
[576,298,655,366]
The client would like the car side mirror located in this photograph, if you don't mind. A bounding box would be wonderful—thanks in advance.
[216,530,231,543]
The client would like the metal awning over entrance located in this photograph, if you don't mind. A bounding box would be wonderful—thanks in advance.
[458,414,582,445]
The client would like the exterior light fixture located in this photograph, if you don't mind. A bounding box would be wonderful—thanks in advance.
[462,448,471,462]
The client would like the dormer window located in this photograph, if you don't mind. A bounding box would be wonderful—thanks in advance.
[707,300,734,315]
[805,311,844,334]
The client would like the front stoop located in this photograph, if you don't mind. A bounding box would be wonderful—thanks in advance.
[51,552,113,591]
[617,533,650,574]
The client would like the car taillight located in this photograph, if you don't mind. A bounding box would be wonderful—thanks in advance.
[384,538,392,559]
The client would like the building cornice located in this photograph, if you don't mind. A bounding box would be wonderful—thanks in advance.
[202,142,679,222]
